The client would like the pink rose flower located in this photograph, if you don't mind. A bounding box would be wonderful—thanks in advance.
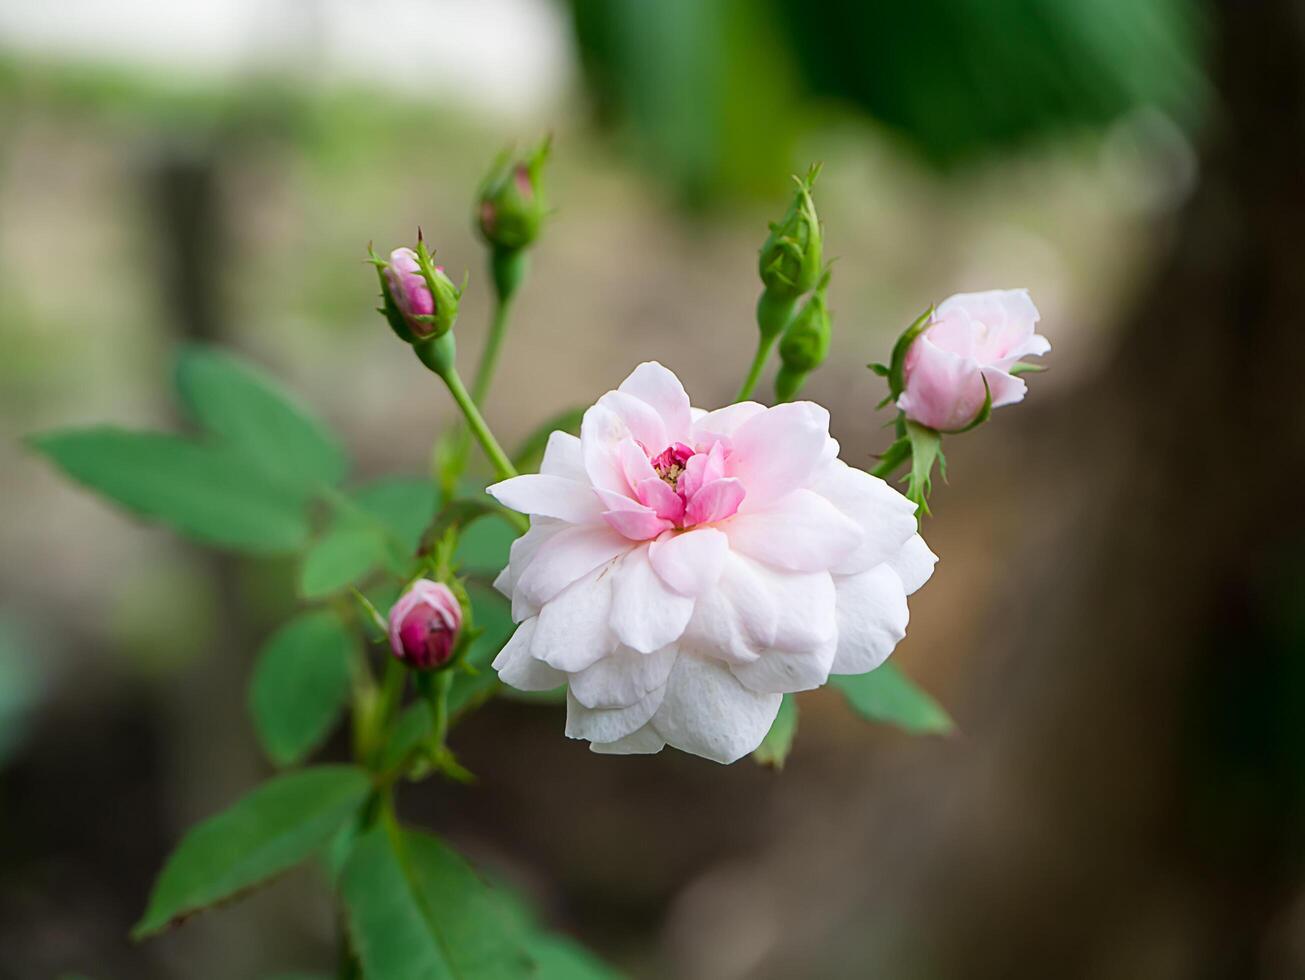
[897,289,1050,431]
[487,363,936,764]
[388,579,462,670]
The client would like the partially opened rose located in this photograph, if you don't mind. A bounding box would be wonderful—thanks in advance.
[898,289,1050,431]
[487,363,936,764]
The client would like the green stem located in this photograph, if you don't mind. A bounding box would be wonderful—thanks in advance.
[428,669,453,752]
[471,293,514,406]
[736,335,777,402]
[435,359,518,483]
[738,291,798,402]
[365,657,406,767]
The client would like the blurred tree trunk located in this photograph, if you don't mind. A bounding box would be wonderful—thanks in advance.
[856,2,1305,977]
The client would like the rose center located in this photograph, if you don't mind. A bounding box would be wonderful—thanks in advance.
[650,442,695,492]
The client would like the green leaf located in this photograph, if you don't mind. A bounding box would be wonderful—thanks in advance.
[354,477,437,554]
[492,887,621,980]
[175,345,347,490]
[340,826,534,980]
[250,612,355,766]
[528,934,620,980]
[133,766,371,939]
[831,663,955,735]
[511,407,586,473]
[30,427,310,553]
[753,694,798,768]
[904,420,942,514]
[448,584,516,717]
[454,516,516,575]
[299,524,388,599]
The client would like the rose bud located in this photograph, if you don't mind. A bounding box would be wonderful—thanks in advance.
[388,580,463,670]
[758,164,823,302]
[476,137,551,253]
[775,270,833,401]
[371,240,462,342]
[897,289,1050,432]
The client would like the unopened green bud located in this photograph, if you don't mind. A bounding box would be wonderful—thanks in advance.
[758,164,823,299]
[775,272,832,401]
[476,137,551,252]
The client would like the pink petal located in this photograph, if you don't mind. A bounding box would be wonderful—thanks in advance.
[692,401,765,443]
[680,440,727,499]
[539,431,586,480]
[648,527,729,597]
[980,367,1028,410]
[897,336,987,431]
[635,476,686,523]
[616,438,658,489]
[728,402,831,510]
[684,477,745,526]
[725,488,862,572]
[486,474,601,525]
[609,546,694,653]
[617,362,694,444]
[515,524,632,609]
[597,489,673,541]
[580,404,634,495]
[806,460,917,575]
[597,390,667,453]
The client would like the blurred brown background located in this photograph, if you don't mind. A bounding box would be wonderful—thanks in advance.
[3,1,1304,977]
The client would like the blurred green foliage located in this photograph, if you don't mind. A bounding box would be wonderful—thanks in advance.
[570,0,1206,198]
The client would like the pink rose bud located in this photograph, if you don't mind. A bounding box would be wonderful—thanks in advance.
[383,247,436,333]
[898,289,1050,431]
[388,580,462,670]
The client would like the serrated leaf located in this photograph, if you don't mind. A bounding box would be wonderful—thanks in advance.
[133,766,371,939]
[175,345,346,489]
[250,612,355,766]
[340,826,534,980]
[299,525,388,599]
[30,427,309,553]
[753,693,798,768]
[831,663,954,735]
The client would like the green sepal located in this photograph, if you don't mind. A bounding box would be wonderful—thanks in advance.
[753,694,798,768]
[412,236,464,339]
[904,419,942,515]
[368,243,416,344]
[868,433,911,480]
[880,306,934,403]
[1008,361,1046,376]
[349,586,389,639]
